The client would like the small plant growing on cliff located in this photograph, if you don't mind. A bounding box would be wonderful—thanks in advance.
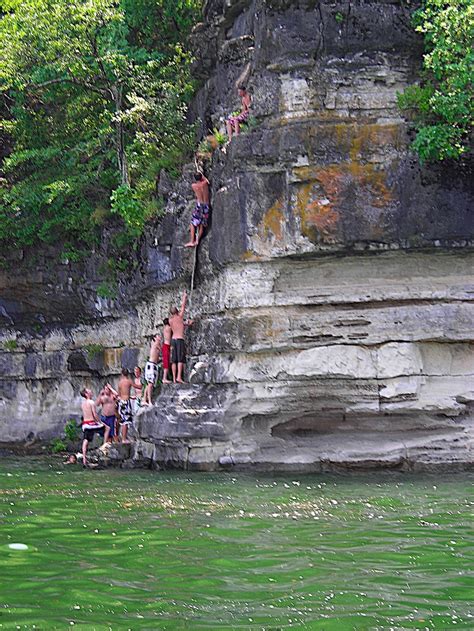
[64,419,80,442]
[85,343,104,359]
[335,11,344,24]
[211,128,227,146]
[4,339,18,351]
[398,0,473,162]
[50,438,67,454]
[96,282,117,300]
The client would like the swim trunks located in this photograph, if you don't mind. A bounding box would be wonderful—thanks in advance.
[145,360,159,385]
[82,426,105,442]
[118,399,133,426]
[228,110,249,126]
[191,202,210,228]
[162,343,171,371]
[100,414,116,438]
[171,338,186,364]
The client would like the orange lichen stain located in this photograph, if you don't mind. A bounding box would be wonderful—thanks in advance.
[104,347,122,370]
[259,198,285,241]
[241,250,262,262]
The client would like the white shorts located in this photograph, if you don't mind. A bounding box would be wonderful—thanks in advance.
[145,361,158,385]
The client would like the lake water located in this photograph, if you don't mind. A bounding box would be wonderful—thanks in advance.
[0,458,473,629]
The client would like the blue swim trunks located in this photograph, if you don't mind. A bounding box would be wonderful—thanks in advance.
[100,414,116,438]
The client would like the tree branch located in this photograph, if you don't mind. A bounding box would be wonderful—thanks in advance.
[26,77,110,98]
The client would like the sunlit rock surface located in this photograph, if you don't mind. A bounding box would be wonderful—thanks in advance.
[1,0,473,470]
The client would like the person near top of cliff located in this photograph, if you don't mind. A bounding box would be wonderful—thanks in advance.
[169,290,188,384]
[80,388,109,466]
[185,173,210,248]
[144,334,162,405]
[162,318,173,384]
[96,383,118,444]
[226,85,251,142]
[130,366,144,414]
[117,368,134,444]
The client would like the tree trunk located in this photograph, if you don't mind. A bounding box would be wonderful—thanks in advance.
[112,85,129,187]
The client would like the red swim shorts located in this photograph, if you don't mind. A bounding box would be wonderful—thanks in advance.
[162,343,171,370]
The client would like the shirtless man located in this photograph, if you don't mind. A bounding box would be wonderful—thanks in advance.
[117,368,134,443]
[96,384,118,443]
[80,388,109,466]
[185,173,210,248]
[226,85,251,141]
[169,290,188,383]
[162,318,172,384]
[144,334,162,405]
[130,366,143,414]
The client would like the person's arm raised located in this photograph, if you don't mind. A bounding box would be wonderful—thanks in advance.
[179,290,187,317]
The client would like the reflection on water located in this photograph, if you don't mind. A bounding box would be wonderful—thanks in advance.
[0,458,473,629]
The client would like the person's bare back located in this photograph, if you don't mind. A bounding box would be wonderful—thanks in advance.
[81,397,96,422]
[163,323,172,345]
[191,177,209,204]
[149,336,162,364]
[118,374,133,400]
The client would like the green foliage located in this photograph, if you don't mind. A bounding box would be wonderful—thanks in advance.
[64,419,80,442]
[51,438,67,453]
[0,0,201,253]
[96,281,117,299]
[3,339,18,351]
[84,343,104,359]
[335,11,344,24]
[211,128,226,146]
[398,0,473,162]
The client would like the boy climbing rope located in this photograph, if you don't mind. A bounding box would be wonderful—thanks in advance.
[226,85,251,141]
[185,173,210,248]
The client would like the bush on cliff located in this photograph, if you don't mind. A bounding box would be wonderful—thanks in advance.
[0,0,201,254]
[398,0,473,162]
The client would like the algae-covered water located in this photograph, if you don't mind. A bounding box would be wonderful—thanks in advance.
[0,459,473,630]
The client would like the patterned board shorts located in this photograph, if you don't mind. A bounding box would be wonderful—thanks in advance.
[191,202,210,228]
[228,110,249,126]
[118,399,133,426]
[145,360,159,385]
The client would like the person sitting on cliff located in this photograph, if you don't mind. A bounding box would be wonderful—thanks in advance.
[185,173,210,248]
[170,290,188,384]
[80,388,109,466]
[226,85,251,142]
[162,318,172,384]
[117,368,134,444]
[144,334,162,405]
[96,384,118,444]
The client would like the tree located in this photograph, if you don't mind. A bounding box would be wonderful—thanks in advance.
[0,0,201,252]
[398,0,473,162]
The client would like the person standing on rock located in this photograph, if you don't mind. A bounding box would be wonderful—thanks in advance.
[144,334,162,405]
[162,318,172,384]
[226,85,251,142]
[185,173,210,248]
[130,366,144,414]
[96,384,118,444]
[117,368,134,444]
[80,388,109,466]
[170,290,188,384]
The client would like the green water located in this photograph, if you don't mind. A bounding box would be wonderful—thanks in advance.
[0,459,472,630]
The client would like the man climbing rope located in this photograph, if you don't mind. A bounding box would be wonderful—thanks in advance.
[226,85,251,141]
[185,173,210,248]
[169,290,188,383]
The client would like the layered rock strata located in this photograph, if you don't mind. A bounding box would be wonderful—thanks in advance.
[1,0,473,470]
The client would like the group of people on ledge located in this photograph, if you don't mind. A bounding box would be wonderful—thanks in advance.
[78,86,251,466]
[184,85,251,248]
[79,290,191,465]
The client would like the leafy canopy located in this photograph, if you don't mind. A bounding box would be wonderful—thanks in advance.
[0,0,201,254]
[398,0,473,162]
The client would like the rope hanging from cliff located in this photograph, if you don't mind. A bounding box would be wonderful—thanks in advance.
[188,240,198,315]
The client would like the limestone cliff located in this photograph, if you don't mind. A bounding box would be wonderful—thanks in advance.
[1,0,473,470]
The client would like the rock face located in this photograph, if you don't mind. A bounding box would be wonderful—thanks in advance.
[1,0,473,471]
